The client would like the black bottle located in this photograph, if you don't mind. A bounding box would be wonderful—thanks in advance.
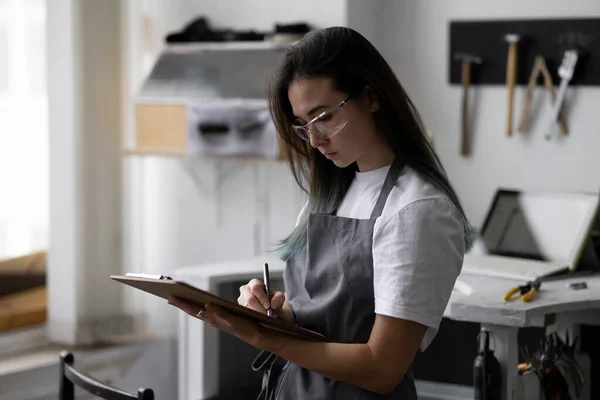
[473,328,501,400]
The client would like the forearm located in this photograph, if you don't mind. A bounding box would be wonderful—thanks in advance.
[263,335,397,394]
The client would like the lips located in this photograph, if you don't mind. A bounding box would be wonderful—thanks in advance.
[324,152,337,159]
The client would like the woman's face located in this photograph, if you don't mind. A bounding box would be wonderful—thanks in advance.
[288,76,386,171]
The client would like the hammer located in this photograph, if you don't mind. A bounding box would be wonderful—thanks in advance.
[454,53,482,156]
[504,34,521,136]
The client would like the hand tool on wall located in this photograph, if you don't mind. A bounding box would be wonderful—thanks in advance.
[517,56,568,134]
[454,53,482,156]
[545,49,579,141]
[504,278,541,302]
[504,34,521,136]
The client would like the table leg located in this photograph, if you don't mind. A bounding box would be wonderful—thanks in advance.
[481,324,519,400]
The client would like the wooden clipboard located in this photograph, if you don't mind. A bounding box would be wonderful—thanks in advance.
[110,274,327,342]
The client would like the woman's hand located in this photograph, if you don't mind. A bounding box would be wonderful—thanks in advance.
[167,297,269,349]
[238,279,290,321]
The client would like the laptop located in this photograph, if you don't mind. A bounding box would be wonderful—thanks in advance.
[461,188,600,281]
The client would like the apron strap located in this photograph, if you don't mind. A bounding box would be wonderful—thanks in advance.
[369,156,405,219]
[252,350,287,400]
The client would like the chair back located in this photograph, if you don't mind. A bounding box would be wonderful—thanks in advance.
[60,351,154,400]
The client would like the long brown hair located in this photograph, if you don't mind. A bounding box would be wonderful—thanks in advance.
[267,27,472,261]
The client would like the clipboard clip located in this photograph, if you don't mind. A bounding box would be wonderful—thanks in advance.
[125,273,173,280]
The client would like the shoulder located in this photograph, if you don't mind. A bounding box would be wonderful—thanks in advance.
[376,167,463,237]
[373,194,465,263]
[385,167,452,211]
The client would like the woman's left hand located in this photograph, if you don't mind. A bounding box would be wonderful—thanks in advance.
[167,296,267,349]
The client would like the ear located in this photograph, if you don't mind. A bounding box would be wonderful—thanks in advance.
[363,86,380,113]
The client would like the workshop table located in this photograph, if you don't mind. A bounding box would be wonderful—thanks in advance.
[447,272,600,400]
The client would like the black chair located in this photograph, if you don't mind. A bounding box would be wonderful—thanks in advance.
[59,351,154,400]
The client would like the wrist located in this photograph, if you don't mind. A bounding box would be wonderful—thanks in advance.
[257,327,288,353]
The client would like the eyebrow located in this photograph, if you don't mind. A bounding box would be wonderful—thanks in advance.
[294,104,330,121]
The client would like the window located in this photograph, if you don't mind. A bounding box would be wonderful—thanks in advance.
[0,0,48,334]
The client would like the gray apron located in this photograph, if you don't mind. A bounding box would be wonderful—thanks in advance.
[253,157,418,400]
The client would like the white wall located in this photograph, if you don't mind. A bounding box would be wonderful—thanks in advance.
[347,0,384,45]
[124,0,350,338]
[377,0,600,227]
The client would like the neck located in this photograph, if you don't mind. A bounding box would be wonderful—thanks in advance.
[355,135,395,172]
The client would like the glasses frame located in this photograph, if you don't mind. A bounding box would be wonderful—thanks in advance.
[292,95,352,141]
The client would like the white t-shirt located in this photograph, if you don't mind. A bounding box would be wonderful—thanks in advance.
[296,164,465,350]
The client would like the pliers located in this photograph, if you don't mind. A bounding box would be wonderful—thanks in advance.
[504,279,541,302]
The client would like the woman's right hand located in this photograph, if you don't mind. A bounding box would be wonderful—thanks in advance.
[238,279,286,319]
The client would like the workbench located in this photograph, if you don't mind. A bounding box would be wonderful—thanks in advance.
[174,256,600,400]
[448,272,600,400]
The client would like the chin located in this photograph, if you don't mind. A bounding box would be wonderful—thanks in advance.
[332,158,353,168]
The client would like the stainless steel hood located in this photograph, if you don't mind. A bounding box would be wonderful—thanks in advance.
[138,42,291,103]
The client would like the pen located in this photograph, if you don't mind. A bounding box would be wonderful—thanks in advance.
[263,263,272,317]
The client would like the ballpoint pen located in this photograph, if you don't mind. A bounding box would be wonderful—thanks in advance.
[263,263,273,317]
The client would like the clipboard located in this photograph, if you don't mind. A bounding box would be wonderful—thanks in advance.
[110,274,327,342]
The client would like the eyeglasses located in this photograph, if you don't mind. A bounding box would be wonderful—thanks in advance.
[291,95,351,142]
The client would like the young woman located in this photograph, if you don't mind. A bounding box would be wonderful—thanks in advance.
[168,26,471,399]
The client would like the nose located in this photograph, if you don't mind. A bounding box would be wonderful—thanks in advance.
[308,130,326,148]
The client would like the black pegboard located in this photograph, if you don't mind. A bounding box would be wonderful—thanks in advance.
[449,18,600,86]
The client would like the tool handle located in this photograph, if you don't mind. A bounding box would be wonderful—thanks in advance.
[503,286,520,301]
[460,61,471,156]
[546,78,570,140]
[557,110,569,135]
[517,56,544,133]
[505,44,517,136]
[516,86,534,133]
[541,73,569,135]
[521,287,537,302]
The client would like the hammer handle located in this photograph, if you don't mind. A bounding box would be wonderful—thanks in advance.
[505,43,517,136]
[460,61,471,156]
